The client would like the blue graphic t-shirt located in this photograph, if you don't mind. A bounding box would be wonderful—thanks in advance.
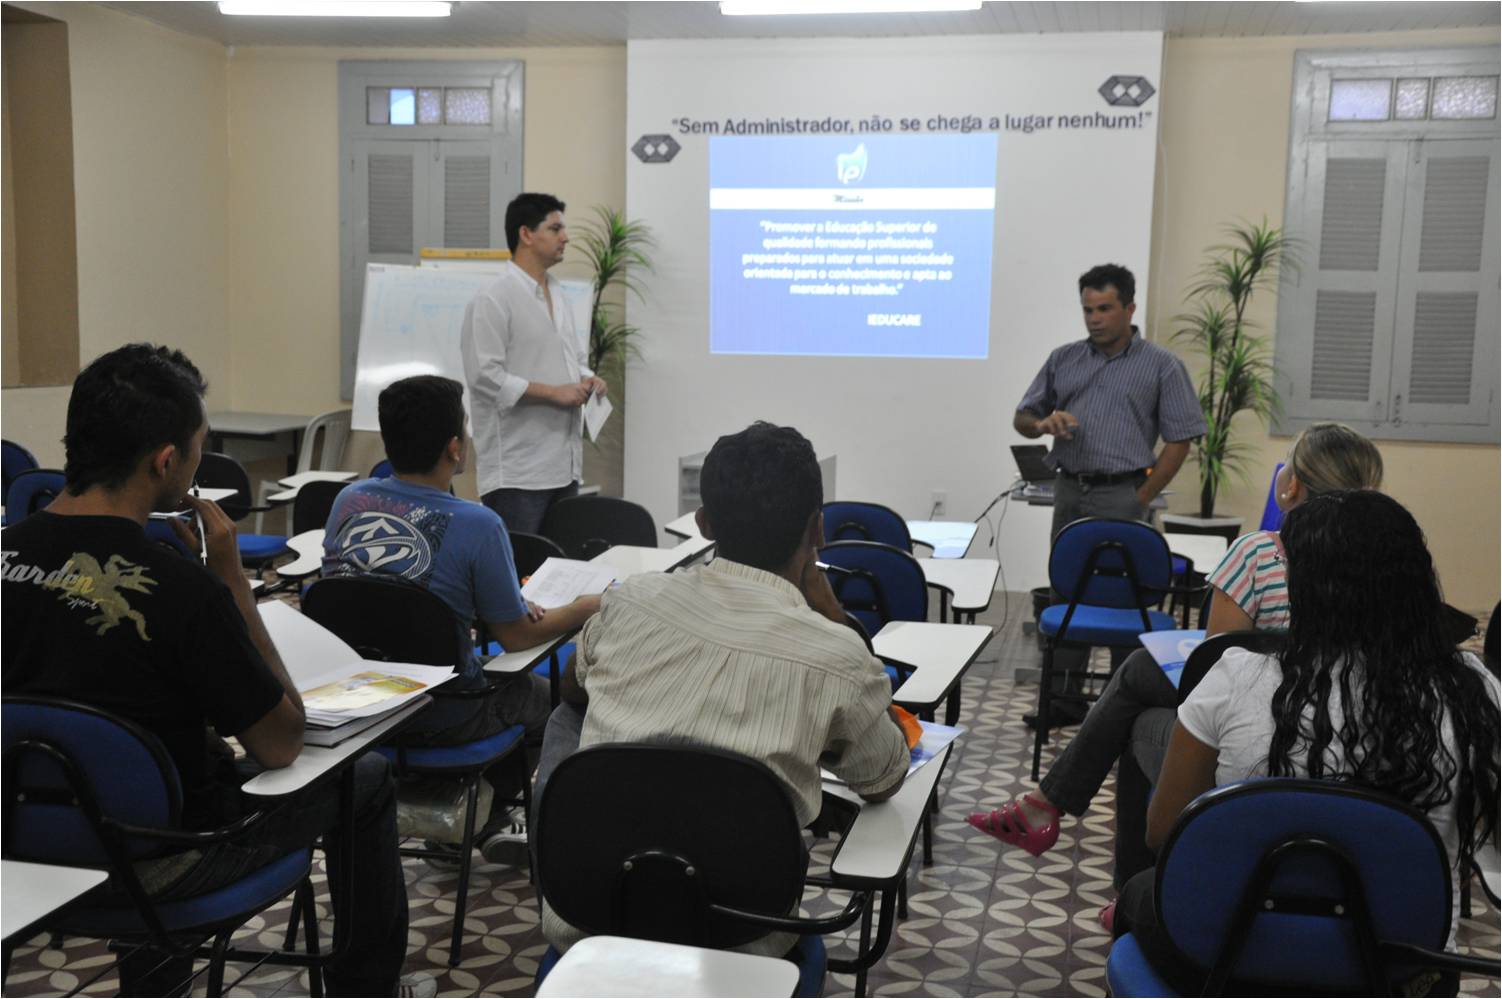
[321,477,527,676]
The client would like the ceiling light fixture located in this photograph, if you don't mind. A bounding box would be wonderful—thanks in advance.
[721,0,982,15]
[218,1,453,17]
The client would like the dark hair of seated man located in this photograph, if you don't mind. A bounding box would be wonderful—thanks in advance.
[377,374,467,474]
[698,421,822,573]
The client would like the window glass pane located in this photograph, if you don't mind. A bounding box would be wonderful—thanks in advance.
[417,87,442,125]
[1329,79,1392,121]
[444,87,491,125]
[389,87,416,126]
[1395,78,1429,120]
[1431,76,1499,120]
[366,87,390,125]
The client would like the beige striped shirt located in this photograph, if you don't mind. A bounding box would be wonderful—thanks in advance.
[542,558,909,956]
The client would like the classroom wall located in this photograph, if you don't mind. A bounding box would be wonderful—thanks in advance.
[0,1,230,467]
[1149,27,1500,612]
[224,44,626,491]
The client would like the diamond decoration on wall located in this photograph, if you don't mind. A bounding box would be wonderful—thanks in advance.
[1098,76,1157,107]
[632,134,681,163]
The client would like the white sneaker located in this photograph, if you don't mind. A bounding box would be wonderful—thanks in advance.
[399,971,438,997]
[479,811,529,867]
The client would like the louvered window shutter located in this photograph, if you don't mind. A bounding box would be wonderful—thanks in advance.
[438,145,492,249]
[1389,141,1499,429]
[368,151,417,255]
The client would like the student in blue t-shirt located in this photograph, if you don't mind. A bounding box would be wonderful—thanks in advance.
[322,374,600,860]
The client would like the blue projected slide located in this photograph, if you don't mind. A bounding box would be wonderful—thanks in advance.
[709,133,998,359]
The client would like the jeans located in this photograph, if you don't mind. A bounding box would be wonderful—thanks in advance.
[482,481,580,537]
[120,754,408,997]
[1037,648,1176,887]
[398,671,553,805]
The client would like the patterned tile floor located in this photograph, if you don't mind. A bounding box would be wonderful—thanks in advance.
[6,593,1498,997]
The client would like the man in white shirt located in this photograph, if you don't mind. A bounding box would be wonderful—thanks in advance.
[460,193,608,535]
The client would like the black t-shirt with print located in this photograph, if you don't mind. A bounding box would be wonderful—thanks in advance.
[2,513,285,828]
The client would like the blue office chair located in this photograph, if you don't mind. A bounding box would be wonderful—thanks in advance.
[822,501,918,552]
[3,468,65,526]
[2,697,319,996]
[301,575,529,967]
[1258,463,1285,532]
[1107,779,1500,996]
[2,439,39,507]
[533,744,870,998]
[194,452,290,574]
[817,540,928,692]
[369,459,393,479]
[1033,517,1175,780]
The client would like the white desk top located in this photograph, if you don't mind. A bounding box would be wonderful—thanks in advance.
[1165,533,1229,574]
[207,411,311,436]
[274,529,324,580]
[268,470,358,503]
[536,935,799,998]
[826,744,952,885]
[483,629,574,675]
[663,511,702,541]
[188,487,238,504]
[1,861,108,942]
[241,695,430,797]
[905,520,978,559]
[917,557,1000,613]
[590,537,714,580]
[877,621,994,711]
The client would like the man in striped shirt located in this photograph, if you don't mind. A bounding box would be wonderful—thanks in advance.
[543,421,911,958]
[1015,264,1205,726]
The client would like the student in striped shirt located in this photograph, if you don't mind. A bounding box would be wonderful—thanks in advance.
[967,423,1384,923]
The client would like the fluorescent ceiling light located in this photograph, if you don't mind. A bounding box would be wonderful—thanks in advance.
[721,0,982,15]
[218,1,453,16]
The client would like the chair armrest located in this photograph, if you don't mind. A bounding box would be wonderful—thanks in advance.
[1381,941,1500,979]
[911,539,935,553]
[708,885,868,936]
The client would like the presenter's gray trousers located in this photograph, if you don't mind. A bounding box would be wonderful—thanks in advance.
[482,481,580,537]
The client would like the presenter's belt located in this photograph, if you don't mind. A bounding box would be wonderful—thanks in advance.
[1057,468,1148,487]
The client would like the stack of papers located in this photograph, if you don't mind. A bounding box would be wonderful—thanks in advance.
[260,601,455,746]
[520,557,617,609]
[822,720,965,785]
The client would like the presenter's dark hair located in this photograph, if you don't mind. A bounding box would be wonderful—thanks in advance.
[505,192,567,253]
[1078,263,1135,305]
[1270,490,1500,878]
[63,343,207,494]
[378,375,466,474]
[699,422,822,572]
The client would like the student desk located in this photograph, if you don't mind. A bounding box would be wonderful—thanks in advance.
[266,471,358,505]
[589,537,715,580]
[917,557,1000,624]
[537,935,799,998]
[207,411,311,476]
[905,520,978,559]
[662,511,705,543]
[878,621,993,726]
[275,530,324,581]
[1,861,108,948]
[823,743,953,998]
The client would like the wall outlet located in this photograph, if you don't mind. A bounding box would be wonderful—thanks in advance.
[930,490,947,519]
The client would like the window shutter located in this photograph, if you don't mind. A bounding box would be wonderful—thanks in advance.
[442,154,491,249]
[368,153,416,255]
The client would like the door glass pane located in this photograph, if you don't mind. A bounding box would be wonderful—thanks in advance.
[1395,78,1429,120]
[444,87,491,125]
[1329,79,1391,121]
[417,87,442,125]
[1431,76,1499,120]
[366,87,390,125]
[389,88,416,126]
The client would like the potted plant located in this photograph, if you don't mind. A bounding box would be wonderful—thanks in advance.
[1171,220,1295,519]
[575,205,656,378]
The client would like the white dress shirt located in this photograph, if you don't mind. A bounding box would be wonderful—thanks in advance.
[460,262,593,495]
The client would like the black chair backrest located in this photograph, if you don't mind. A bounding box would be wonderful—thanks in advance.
[540,496,657,560]
[194,451,254,521]
[535,743,808,949]
[510,531,565,580]
[1485,602,1500,678]
[302,574,466,667]
[1176,630,1286,704]
[293,479,350,536]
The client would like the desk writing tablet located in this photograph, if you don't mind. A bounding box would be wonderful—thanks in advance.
[877,622,993,712]
[1,861,108,943]
[905,520,978,559]
[536,935,799,998]
[827,744,952,885]
[917,558,1000,617]
[484,630,573,675]
[241,695,430,797]
[275,530,324,580]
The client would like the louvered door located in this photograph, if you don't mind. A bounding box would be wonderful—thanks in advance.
[433,141,496,250]
[360,141,431,264]
[1389,139,1499,428]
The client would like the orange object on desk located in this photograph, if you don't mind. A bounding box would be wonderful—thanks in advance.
[891,705,922,750]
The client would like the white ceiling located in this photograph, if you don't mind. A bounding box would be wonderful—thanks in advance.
[100,1,1501,48]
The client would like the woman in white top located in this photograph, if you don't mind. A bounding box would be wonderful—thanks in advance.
[1120,490,1500,993]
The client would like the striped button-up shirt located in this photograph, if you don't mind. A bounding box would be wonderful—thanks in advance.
[542,557,910,957]
[1017,329,1205,475]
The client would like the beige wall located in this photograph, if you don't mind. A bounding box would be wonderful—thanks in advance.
[1149,28,1500,611]
[224,44,626,487]
[0,1,228,467]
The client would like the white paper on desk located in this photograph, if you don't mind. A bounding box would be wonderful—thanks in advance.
[582,392,613,441]
[258,601,454,722]
[822,721,965,785]
[520,557,617,609]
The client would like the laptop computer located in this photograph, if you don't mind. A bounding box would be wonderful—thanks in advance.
[1010,444,1055,499]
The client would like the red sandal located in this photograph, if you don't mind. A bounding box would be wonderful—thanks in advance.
[966,793,1060,857]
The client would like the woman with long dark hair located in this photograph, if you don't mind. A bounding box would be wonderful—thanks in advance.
[1122,490,1500,989]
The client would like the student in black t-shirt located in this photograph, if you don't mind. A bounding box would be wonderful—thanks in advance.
[1,345,423,997]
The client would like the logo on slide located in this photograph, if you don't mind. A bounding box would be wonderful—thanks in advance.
[1098,75,1156,107]
[836,143,868,185]
[632,134,681,164]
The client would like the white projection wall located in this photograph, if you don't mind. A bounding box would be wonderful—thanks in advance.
[625,34,1163,590]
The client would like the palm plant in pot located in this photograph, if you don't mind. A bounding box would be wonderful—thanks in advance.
[1171,220,1295,518]
[575,205,656,380]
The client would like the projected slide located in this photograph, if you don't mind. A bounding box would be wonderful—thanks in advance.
[709,133,998,358]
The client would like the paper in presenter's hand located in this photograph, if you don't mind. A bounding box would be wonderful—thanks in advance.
[583,392,613,441]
